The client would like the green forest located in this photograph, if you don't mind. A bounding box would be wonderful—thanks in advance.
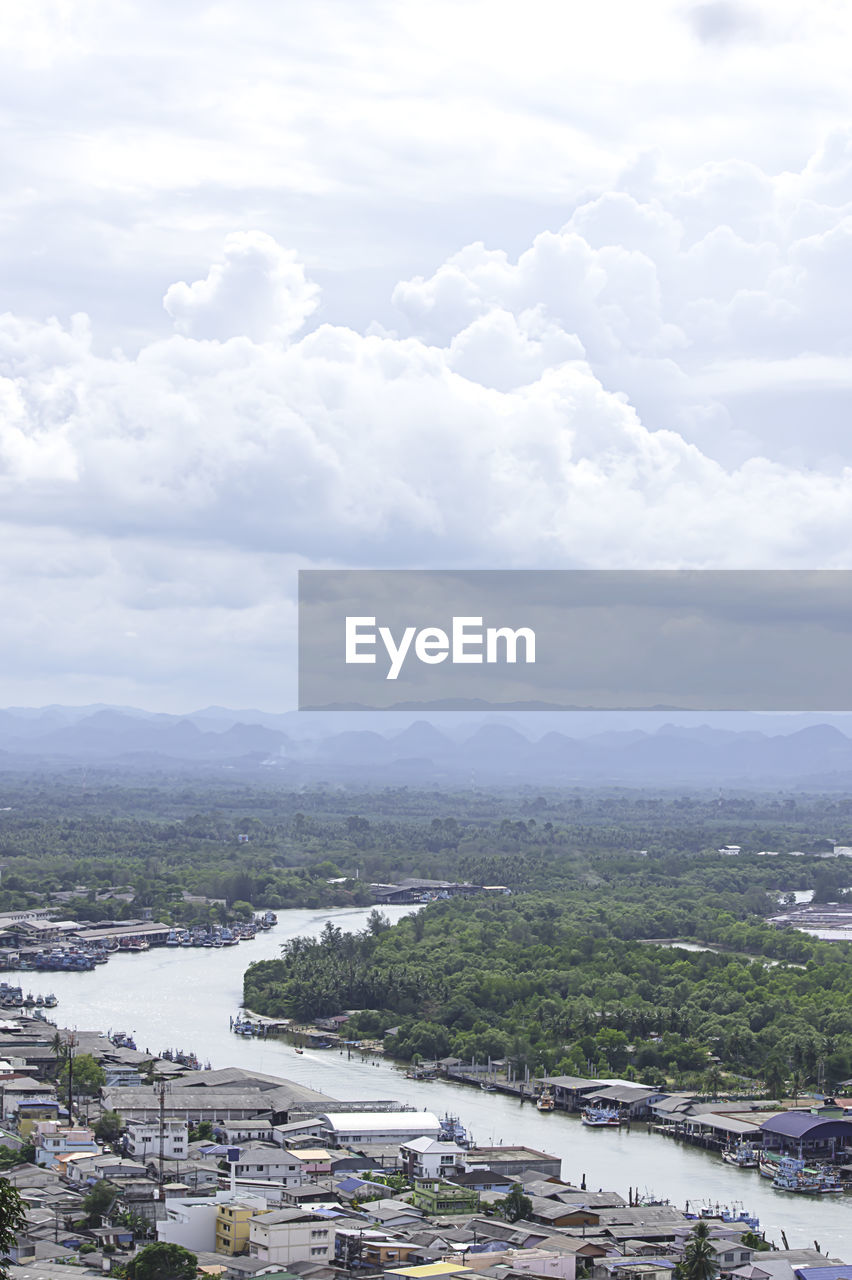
[0,769,851,1093]
[245,882,852,1091]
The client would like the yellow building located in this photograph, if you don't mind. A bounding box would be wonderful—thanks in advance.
[215,1202,265,1256]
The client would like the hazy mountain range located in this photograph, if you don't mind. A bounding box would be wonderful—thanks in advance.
[2,705,852,787]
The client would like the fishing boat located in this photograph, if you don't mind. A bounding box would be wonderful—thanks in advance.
[480,1080,496,1092]
[438,1114,469,1145]
[536,1089,555,1112]
[722,1144,759,1168]
[771,1156,844,1195]
[582,1105,620,1127]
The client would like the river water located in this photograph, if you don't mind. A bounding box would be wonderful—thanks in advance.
[31,906,852,1254]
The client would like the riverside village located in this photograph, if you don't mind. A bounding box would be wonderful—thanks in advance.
[0,1003,851,1279]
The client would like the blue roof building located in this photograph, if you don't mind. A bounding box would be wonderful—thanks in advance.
[760,1112,852,1159]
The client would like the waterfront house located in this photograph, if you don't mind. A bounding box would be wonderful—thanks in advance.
[580,1086,667,1119]
[319,1111,442,1147]
[760,1111,852,1161]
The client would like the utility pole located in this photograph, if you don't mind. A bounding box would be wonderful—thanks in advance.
[157,1081,167,1187]
[66,1031,77,1124]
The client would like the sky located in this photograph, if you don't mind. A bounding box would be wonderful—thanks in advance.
[4,0,852,710]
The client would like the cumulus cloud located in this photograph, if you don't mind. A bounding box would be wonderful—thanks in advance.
[163,231,320,341]
[7,126,852,701]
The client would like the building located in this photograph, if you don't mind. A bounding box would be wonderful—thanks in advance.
[410,1178,479,1216]
[216,1200,268,1256]
[158,1192,267,1256]
[33,1122,98,1169]
[248,1207,334,1265]
[463,1146,562,1180]
[760,1112,852,1161]
[231,1144,304,1183]
[400,1137,466,1180]
[125,1117,189,1161]
[336,1227,421,1270]
[319,1111,442,1146]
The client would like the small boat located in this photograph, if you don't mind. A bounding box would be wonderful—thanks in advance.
[582,1105,620,1126]
[722,1144,759,1168]
[480,1081,497,1092]
[295,1047,304,1054]
[536,1089,555,1112]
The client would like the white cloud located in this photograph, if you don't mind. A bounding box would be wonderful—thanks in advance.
[5,3,852,703]
[163,231,320,342]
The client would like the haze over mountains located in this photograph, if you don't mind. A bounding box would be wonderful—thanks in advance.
[2,705,852,787]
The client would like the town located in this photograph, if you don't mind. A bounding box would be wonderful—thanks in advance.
[0,1012,850,1278]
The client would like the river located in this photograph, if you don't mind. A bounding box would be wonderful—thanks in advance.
[30,906,852,1254]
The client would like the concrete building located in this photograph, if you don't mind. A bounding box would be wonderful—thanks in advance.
[125,1117,188,1161]
[319,1110,442,1146]
[158,1192,267,1256]
[410,1178,479,1216]
[248,1207,334,1266]
[463,1145,562,1180]
[232,1144,304,1183]
[400,1137,466,1180]
[216,1200,268,1256]
[33,1122,98,1169]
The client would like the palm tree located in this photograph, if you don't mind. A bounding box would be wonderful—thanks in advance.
[678,1220,718,1280]
[704,1063,721,1101]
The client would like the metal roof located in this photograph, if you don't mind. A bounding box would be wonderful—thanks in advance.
[320,1111,441,1131]
[760,1112,852,1138]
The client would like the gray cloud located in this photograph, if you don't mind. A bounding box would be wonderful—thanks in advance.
[685,2,763,44]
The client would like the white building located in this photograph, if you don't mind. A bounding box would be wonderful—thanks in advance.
[232,1143,304,1183]
[125,1117,188,1161]
[158,1192,267,1254]
[319,1111,442,1146]
[248,1207,333,1265]
[33,1122,98,1168]
[400,1136,465,1179]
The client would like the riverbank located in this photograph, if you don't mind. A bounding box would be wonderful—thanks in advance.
[36,905,852,1255]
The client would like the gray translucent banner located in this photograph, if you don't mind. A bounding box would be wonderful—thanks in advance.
[298,570,852,711]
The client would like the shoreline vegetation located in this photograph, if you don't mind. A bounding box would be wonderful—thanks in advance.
[0,774,850,1093]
